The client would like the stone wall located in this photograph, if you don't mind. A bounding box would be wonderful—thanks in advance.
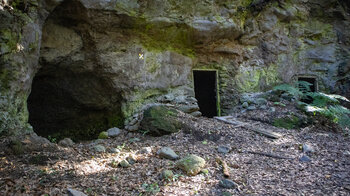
[0,0,349,137]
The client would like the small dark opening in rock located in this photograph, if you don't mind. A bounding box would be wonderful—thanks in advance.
[193,70,218,117]
[298,76,317,103]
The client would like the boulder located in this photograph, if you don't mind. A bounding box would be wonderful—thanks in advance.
[93,145,106,153]
[299,155,311,162]
[119,160,131,168]
[302,144,315,154]
[58,138,74,147]
[107,127,121,137]
[157,147,179,160]
[219,179,238,189]
[242,102,249,108]
[67,188,87,196]
[140,105,182,136]
[217,146,230,154]
[176,154,206,176]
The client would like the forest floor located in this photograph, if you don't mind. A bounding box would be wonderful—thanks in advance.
[1,114,350,196]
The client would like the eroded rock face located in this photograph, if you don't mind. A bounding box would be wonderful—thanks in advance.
[0,0,349,137]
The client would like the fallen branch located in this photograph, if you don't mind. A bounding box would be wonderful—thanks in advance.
[244,151,293,160]
[216,157,230,178]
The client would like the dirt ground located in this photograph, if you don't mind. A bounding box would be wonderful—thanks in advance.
[1,114,350,196]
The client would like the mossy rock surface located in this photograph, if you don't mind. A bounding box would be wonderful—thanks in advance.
[176,154,206,176]
[273,115,304,130]
[98,131,109,139]
[140,105,182,136]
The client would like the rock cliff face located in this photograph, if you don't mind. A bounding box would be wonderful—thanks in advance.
[0,0,349,138]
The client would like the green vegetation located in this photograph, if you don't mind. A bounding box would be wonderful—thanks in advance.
[141,183,160,194]
[273,82,350,131]
[141,105,181,136]
[136,22,195,58]
[98,131,108,139]
[273,115,301,129]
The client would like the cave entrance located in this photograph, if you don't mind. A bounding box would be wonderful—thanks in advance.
[193,70,219,118]
[27,0,124,141]
[298,76,317,103]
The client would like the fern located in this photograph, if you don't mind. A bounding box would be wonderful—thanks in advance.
[273,83,350,130]
[273,84,303,98]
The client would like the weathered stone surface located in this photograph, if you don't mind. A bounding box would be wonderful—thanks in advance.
[219,179,238,189]
[217,146,230,154]
[176,154,206,176]
[140,105,182,136]
[119,160,131,168]
[67,188,87,196]
[93,145,106,153]
[157,147,179,160]
[161,169,174,180]
[58,138,74,147]
[303,144,315,154]
[299,155,311,163]
[107,127,121,137]
[1,0,350,140]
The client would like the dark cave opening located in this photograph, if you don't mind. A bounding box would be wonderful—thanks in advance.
[27,0,124,141]
[193,70,218,118]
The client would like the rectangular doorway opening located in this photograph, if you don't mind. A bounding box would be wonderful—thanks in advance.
[193,70,218,118]
[298,76,317,103]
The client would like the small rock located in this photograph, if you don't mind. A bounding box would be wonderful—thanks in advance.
[178,104,200,113]
[190,111,202,117]
[67,188,87,196]
[94,139,104,144]
[222,192,232,196]
[161,169,174,180]
[129,137,141,142]
[126,124,139,131]
[98,131,108,139]
[119,160,131,168]
[343,151,350,156]
[107,127,121,137]
[259,105,267,110]
[58,138,74,147]
[256,98,267,105]
[302,144,315,154]
[157,147,179,160]
[109,148,120,153]
[139,147,152,154]
[247,106,256,111]
[242,102,249,108]
[176,154,206,176]
[299,155,311,162]
[219,179,238,189]
[269,107,276,113]
[126,156,136,165]
[93,145,106,153]
[217,146,230,154]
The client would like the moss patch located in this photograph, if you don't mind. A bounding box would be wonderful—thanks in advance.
[273,115,301,129]
[235,64,281,93]
[122,89,164,119]
[132,18,195,58]
[140,105,181,136]
[98,131,108,139]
